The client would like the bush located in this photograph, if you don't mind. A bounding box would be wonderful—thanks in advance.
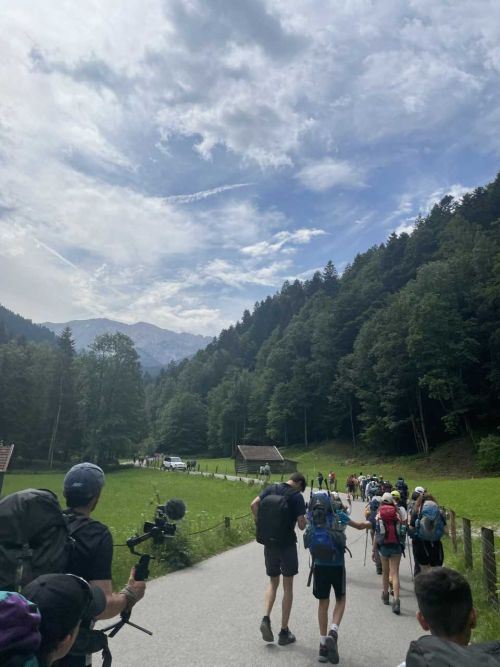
[477,435,500,472]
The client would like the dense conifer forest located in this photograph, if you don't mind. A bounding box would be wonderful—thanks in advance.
[1,173,499,465]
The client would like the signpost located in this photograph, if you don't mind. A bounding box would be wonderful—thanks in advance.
[0,443,15,496]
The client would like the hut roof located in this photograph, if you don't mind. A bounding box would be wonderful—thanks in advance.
[236,445,284,461]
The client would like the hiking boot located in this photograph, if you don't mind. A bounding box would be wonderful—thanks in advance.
[318,643,328,662]
[381,591,390,605]
[392,598,401,615]
[325,630,339,664]
[376,567,383,575]
[260,616,274,642]
[278,628,296,646]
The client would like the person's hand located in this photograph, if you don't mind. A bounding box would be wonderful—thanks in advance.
[372,550,377,563]
[121,567,146,609]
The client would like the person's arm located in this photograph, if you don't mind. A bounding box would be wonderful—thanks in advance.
[348,518,371,530]
[250,495,260,520]
[92,568,146,620]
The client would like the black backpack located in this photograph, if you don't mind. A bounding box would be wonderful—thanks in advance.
[0,488,88,591]
[406,635,500,666]
[256,484,297,547]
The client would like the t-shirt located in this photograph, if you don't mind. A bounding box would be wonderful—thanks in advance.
[259,483,306,544]
[314,510,350,568]
[64,511,113,581]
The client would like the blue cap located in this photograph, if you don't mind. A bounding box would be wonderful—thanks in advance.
[63,463,105,503]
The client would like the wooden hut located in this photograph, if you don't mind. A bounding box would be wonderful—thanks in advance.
[235,445,297,475]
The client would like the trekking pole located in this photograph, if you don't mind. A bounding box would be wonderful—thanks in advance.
[407,536,414,581]
[363,529,368,567]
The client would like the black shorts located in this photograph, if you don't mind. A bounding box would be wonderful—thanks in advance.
[413,539,444,567]
[264,543,299,577]
[313,565,346,600]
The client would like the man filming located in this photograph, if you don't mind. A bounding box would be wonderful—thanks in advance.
[60,463,146,666]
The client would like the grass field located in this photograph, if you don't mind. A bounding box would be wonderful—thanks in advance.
[197,440,500,526]
[2,468,258,586]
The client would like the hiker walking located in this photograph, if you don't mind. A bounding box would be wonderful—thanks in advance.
[409,492,447,574]
[251,473,307,647]
[374,492,406,615]
[305,489,371,663]
[317,471,324,490]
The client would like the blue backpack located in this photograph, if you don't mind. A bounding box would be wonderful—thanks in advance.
[304,492,346,562]
[416,502,444,541]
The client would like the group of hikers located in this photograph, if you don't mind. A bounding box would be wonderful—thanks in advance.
[251,471,498,665]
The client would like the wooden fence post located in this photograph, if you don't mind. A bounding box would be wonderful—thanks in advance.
[224,517,231,530]
[463,518,473,569]
[481,527,498,605]
[450,510,457,553]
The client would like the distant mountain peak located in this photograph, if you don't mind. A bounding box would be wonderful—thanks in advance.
[41,318,211,370]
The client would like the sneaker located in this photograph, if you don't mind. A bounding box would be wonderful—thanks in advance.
[278,628,296,646]
[381,591,390,605]
[325,630,339,664]
[392,598,401,615]
[260,617,274,643]
[318,643,328,663]
[376,566,382,575]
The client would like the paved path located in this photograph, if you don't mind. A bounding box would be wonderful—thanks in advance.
[102,495,420,666]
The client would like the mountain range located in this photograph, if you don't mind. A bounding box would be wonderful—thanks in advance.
[42,318,212,371]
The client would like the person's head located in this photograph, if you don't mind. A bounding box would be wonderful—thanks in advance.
[0,591,41,663]
[288,472,306,493]
[414,492,436,514]
[414,567,476,645]
[381,492,395,505]
[391,489,401,502]
[415,485,425,495]
[63,462,105,511]
[23,574,106,666]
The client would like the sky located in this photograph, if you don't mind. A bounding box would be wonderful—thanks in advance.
[0,0,499,336]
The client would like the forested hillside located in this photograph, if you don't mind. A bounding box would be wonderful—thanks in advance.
[0,305,56,345]
[147,173,500,458]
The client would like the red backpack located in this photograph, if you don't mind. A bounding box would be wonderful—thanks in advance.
[376,504,400,546]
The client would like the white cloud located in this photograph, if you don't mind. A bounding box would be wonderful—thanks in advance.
[297,160,364,192]
[163,183,252,204]
[241,227,326,257]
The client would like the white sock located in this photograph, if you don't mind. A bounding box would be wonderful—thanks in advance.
[331,623,339,635]
[320,635,327,645]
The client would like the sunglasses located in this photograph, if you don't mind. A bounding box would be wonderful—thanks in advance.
[65,574,94,620]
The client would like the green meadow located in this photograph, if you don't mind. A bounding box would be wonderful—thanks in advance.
[2,469,258,586]
[198,441,500,526]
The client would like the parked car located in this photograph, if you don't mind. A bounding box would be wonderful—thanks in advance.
[162,456,187,471]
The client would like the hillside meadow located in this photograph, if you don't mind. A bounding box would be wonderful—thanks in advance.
[197,440,500,526]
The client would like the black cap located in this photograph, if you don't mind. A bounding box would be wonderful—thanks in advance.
[63,463,105,504]
[23,574,106,641]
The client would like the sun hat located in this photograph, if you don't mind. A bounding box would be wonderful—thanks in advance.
[63,463,105,504]
[381,492,394,504]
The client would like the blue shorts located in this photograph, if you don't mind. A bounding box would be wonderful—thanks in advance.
[379,543,402,558]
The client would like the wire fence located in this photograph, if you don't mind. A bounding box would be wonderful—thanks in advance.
[446,508,499,606]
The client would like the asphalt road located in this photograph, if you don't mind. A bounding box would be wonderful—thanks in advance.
[102,494,420,666]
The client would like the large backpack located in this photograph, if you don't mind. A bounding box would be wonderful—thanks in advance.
[304,492,346,562]
[256,484,297,547]
[365,497,380,529]
[376,503,400,546]
[0,489,88,591]
[406,634,500,667]
[415,501,444,542]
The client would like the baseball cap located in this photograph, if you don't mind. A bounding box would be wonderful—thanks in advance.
[391,490,401,500]
[415,486,425,494]
[63,463,105,504]
[381,492,394,504]
[23,574,106,643]
[0,591,41,656]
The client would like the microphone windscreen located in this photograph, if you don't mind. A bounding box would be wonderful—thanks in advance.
[164,498,186,521]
